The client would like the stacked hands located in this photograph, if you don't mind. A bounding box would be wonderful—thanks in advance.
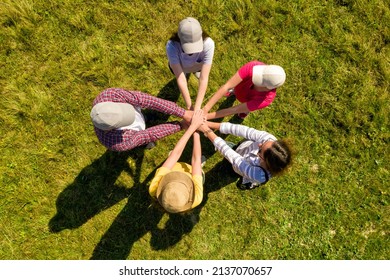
[180,109,211,135]
[90,16,292,214]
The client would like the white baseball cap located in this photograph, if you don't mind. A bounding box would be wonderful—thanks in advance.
[252,65,286,89]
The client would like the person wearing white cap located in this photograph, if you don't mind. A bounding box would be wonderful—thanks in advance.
[90,88,194,151]
[149,110,205,214]
[166,17,215,110]
[203,60,286,120]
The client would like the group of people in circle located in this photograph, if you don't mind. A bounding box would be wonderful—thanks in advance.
[90,17,292,214]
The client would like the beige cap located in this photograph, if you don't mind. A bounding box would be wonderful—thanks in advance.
[178,17,203,54]
[90,102,135,130]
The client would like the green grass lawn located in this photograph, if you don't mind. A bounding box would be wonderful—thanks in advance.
[0,0,388,260]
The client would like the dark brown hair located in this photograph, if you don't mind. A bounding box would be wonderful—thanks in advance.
[263,140,292,176]
[169,31,210,42]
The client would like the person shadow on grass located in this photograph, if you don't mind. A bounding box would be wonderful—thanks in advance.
[148,107,272,251]
[89,153,204,259]
[90,137,239,258]
[148,156,239,251]
[50,79,248,259]
[49,79,182,234]
[48,148,141,233]
[90,79,203,259]
[146,90,247,250]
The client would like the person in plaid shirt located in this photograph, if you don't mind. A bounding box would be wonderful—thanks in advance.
[90,88,194,151]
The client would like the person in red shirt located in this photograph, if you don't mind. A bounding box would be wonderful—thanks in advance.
[203,60,286,119]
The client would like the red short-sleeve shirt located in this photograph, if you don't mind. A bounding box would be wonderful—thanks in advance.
[235,61,277,111]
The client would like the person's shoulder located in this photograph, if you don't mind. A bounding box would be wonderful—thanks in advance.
[243,60,264,67]
[166,40,180,49]
[203,37,215,48]
[156,166,171,175]
[238,60,264,76]
[203,37,214,43]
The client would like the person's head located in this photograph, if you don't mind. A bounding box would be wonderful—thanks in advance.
[90,102,135,130]
[157,171,194,213]
[252,65,286,89]
[177,17,204,54]
[259,140,292,175]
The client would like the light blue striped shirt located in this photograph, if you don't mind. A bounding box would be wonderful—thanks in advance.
[213,122,277,185]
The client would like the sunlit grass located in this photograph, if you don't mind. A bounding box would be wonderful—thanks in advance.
[0,0,388,260]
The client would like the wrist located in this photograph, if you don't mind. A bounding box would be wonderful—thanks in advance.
[203,129,213,137]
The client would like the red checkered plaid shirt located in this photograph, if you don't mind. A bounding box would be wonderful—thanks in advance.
[92,88,185,151]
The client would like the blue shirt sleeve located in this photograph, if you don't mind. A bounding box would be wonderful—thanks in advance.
[166,40,181,65]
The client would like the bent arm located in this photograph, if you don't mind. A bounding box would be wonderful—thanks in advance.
[171,63,192,109]
[194,64,212,110]
[98,88,186,118]
[203,72,242,113]
[206,102,249,120]
[213,138,269,184]
[162,110,204,169]
[105,122,181,151]
[191,132,202,176]
[219,122,277,143]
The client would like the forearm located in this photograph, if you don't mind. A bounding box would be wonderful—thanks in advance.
[194,77,209,110]
[203,85,227,112]
[191,132,202,175]
[202,128,218,142]
[206,121,221,130]
[219,122,276,142]
[206,107,237,120]
[194,64,211,110]
[167,126,197,165]
[215,136,270,183]
[207,103,249,120]
[121,90,186,117]
[213,137,243,166]
[201,129,242,169]
[106,122,181,151]
[177,75,192,109]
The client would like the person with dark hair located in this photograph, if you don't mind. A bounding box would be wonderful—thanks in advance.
[166,17,215,110]
[203,60,286,119]
[199,121,292,190]
[90,88,194,151]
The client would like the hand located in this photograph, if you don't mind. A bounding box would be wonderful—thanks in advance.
[183,110,194,123]
[198,123,210,133]
[190,109,205,129]
[179,119,190,130]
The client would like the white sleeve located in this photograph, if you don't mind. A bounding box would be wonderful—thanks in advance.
[219,122,277,143]
[202,38,215,65]
[213,137,270,184]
